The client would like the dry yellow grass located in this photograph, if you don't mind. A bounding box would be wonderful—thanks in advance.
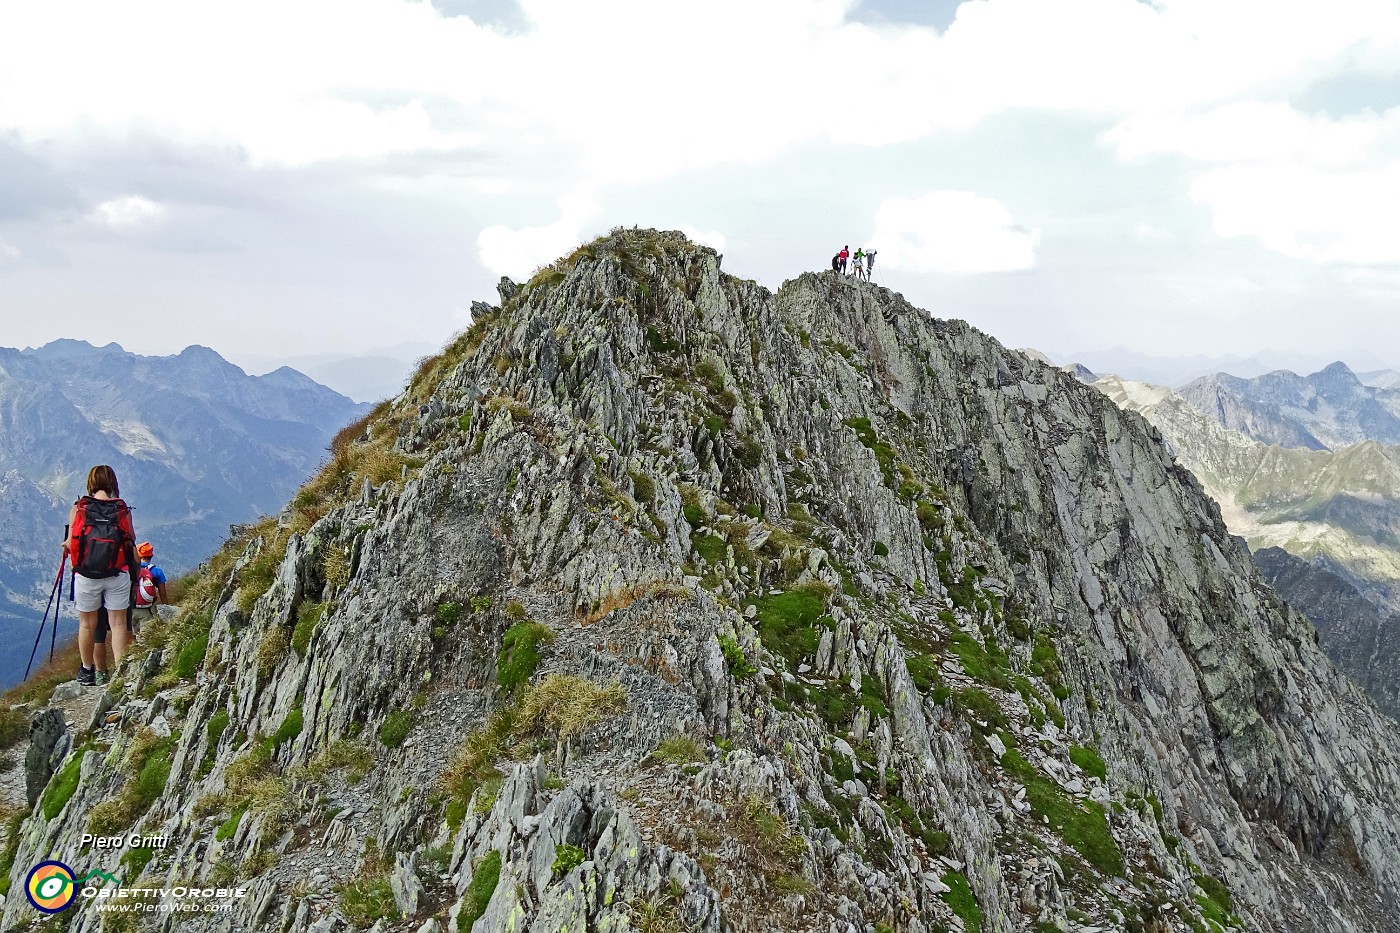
[440,674,627,804]
[577,580,691,625]
[515,674,626,741]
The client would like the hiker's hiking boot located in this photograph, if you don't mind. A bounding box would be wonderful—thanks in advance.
[76,665,96,687]
[94,670,110,686]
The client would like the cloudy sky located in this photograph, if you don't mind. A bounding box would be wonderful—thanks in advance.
[3,0,1400,396]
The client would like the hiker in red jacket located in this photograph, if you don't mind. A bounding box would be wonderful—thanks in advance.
[63,465,137,686]
[839,246,849,274]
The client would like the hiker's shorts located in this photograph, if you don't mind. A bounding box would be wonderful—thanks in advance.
[74,571,130,613]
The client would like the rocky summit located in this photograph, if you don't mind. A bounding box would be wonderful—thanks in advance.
[5,229,1400,933]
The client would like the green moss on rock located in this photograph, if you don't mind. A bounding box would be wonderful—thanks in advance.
[497,622,555,691]
[752,586,828,669]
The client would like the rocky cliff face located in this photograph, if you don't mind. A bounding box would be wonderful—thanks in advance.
[1252,547,1400,722]
[1092,374,1400,721]
[6,230,1400,933]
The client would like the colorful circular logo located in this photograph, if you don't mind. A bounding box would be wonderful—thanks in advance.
[25,861,77,913]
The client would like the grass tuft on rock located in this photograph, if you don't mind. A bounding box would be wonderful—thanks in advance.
[652,735,706,766]
[949,631,1010,689]
[752,585,828,669]
[41,748,88,821]
[440,675,627,822]
[497,622,555,692]
[1070,745,1108,782]
[202,709,230,775]
[88,730,177,834]
[941,871,982,932]
[292,602,326,657]
[459,850,502,931]
[378,710,415,748]
[338,875,398,926]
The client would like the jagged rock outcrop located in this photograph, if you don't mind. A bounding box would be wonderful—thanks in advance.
[6,230,1400,933]
[25,708,68,808]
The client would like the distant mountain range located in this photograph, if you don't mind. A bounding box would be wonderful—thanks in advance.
[0,340,367,686]
[1087,363,1400,718]
[232,341,436,403]
[1178,363,1400,450]
[1046,347,1400,392]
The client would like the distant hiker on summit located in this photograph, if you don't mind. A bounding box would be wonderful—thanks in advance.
[64,465,138,686]
[853,248,867,280]
[831,252,841,272]
[866,250,877,280]
[839,245,849,274]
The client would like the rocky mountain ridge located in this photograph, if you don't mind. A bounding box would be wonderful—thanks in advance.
[5,230,1400,933]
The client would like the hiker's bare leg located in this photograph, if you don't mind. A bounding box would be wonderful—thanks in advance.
[110,610,131,665]
[78,610,96,667]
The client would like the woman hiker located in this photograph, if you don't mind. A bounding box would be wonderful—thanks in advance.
[63,465,138,686]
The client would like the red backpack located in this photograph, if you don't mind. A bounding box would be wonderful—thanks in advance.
[135,566,158,606]
[72,498,129,579]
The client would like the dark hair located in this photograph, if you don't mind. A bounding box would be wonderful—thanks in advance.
[86,465,119,498]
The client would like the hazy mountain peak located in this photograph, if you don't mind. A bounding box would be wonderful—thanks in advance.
[27,338,127,358]
[1179,360,1400,450]
[1313,359,1362,387]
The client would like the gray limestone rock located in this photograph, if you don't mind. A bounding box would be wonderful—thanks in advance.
[25,707,66,807]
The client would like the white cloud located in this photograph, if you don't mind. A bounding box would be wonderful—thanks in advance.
[1132,222,1175,242]
[871,191,1038,274]
[678,226,726,252]
[3,0,1399,184]
[1106,100,1400,263]
[476,192,600,278]
[1105,102,1400,168]
[88,196,165,231]
[1191,162,1400,264]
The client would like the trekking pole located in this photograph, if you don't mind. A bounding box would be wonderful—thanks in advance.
[23,554,65,680]
[25,530,68,680]
[48,526,70,668]
[49,554,66,666]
